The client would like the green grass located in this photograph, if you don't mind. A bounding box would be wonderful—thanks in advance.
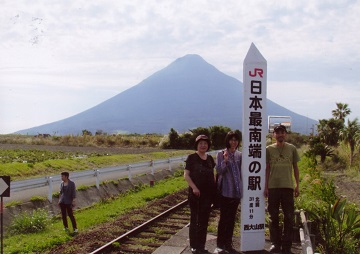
[0,150,191,181]
[29,196,47,202]
[76,185,91,191]
[4,175,188,253]
[4,200,22,208]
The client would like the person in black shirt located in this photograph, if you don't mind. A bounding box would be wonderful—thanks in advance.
[184,135,216,254]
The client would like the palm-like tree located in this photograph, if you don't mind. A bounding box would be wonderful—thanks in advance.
[332,102,351,121]
[306,135,335,163]
[317,118,344,146]
[340,118,360,166]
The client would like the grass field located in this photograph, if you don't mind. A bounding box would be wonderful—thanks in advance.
[0,143,192,180]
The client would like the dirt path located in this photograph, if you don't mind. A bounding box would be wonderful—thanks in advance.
[330,173,360,207]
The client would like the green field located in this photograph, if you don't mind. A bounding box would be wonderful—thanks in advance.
[0,148,192,180]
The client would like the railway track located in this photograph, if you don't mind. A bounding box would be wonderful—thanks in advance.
[48,189,220,254]
[90,199,190,253]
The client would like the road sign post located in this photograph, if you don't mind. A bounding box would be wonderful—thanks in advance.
[0,177,10,198]
[0,176,10,254]
[241,43,267,251]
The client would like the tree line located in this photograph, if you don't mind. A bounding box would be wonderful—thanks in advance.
[161,126,241,150]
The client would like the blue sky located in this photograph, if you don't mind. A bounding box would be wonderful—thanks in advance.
[1,0,359,134]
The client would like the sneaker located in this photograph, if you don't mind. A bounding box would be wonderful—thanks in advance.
[269,245,281,254]
[214,247,229,254]
[73,228,78,233]
[191,247,211,254]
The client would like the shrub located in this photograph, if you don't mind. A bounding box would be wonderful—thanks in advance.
[9,208,50,234]
[167,128,181,149]
[297,156,360,253]
[30,196,47,202]
[307,197,360,254]
[173,169,183,177]
[77,185,91,191]
[285,132,308,148]
[4,200,22,207]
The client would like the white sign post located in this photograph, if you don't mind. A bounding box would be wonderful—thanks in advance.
[241,43,267,251]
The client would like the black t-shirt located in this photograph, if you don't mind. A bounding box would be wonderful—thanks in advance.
[185,153,216,196]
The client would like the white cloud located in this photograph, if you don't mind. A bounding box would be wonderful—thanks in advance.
[1,0,360,133]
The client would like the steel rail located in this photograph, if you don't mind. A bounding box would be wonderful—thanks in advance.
[89,199,188,254]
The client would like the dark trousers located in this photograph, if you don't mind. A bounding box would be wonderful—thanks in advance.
[217,196,240,248]
[268,188,294,249]
[60,203,77,230]
[189,194,212,250]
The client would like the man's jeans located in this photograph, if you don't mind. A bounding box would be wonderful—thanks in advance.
[268,188,294,250]
[60,203,77,230]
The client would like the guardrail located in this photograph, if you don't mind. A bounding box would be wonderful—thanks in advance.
[10,151,218,202]
[299,209,315,254]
